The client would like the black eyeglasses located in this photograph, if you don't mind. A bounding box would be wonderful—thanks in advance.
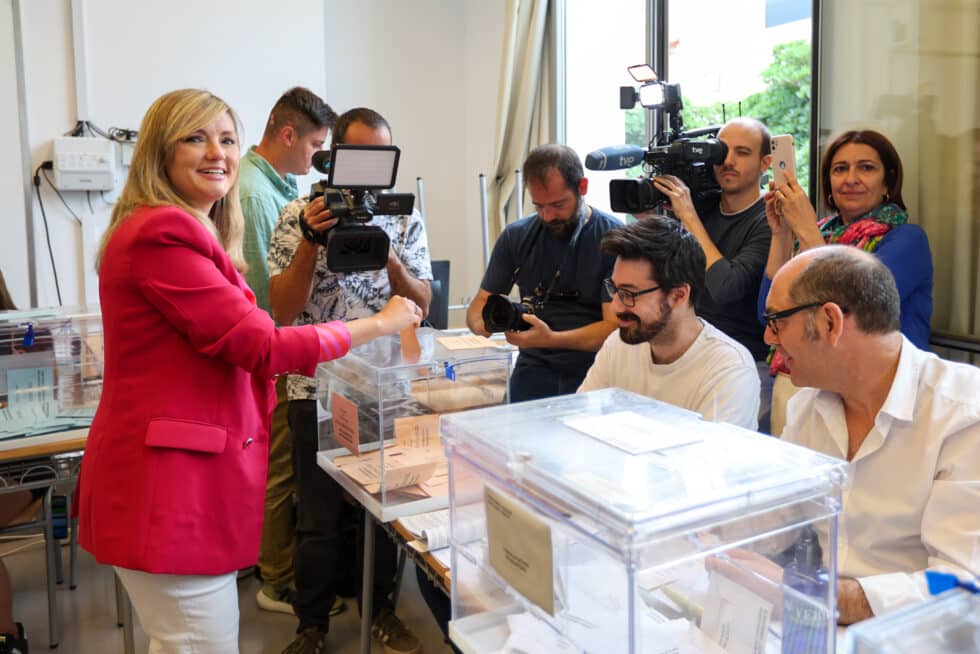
[762,302,831,335]
[603,278,661,308]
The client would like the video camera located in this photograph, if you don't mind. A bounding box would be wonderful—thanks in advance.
[302,144,415,273]
[585,64,727,214]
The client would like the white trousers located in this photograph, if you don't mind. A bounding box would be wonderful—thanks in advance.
[114,566,240,654]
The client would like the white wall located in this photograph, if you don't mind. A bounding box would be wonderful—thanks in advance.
[0,1,31,309]
[1,0,504,322]
[323,1,504,319]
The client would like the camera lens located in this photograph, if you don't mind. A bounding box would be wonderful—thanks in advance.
[609,178,664,214]
[482,295,533,333]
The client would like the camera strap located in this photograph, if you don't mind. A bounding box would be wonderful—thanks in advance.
[509,202,587,298]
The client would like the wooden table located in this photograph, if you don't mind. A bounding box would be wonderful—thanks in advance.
[390,519,451,595]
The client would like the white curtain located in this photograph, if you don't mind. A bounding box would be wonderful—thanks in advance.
[915,2,980,341]
[819,0,980,350]
[488,0,556,244]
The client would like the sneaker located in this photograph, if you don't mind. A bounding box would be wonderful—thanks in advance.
[329,596,347,617]
[371,608,421,654]
[281,626,326,654]
[257,584,295,615]
[0,623,28,654]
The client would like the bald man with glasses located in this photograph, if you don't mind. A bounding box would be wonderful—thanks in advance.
[578,216,760,429]
[764,245,980,624]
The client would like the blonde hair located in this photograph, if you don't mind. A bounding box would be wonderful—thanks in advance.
[96,89,247,272]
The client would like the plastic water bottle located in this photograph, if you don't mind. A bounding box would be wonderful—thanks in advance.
[781,526,830,653]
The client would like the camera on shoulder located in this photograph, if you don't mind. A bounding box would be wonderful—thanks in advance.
[584,64,727,214]
[301,145,415,273]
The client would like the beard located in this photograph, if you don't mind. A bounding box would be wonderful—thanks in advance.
[617,300,672,345]
[542,197,583,238]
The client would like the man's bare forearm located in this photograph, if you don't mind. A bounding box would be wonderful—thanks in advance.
[466,290,491,336]
[387,258,431,316]
[270,240,319,325]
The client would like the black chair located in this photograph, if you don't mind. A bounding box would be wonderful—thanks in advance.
[425,260,450,330]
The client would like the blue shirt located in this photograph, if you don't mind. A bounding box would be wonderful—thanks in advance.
[239,147,298,314]
[481,206,620,377]
[758,224,933,349]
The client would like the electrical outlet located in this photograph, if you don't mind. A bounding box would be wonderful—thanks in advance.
[52,136,116,191]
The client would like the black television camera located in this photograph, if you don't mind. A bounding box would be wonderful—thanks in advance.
[585,64,727,214]
[301,144,415,273]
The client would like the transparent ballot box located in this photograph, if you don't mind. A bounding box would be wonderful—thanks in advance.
[844,589,980,653]
[442,388,847,654]
[316,328,512,521]
[0,307,103,442]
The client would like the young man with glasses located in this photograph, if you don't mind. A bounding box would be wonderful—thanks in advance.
[467,144,620,401]
[578,217,760,429]
[764,245,979,624]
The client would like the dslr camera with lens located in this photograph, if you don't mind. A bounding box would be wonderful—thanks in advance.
[482,283,581,334]
[482,294,540,333]
[585,64,728,214]
[301,144,415,273]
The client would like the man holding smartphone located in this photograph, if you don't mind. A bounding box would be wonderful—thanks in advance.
[651,117,774,426]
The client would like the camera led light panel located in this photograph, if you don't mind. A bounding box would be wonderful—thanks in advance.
[327,145,401,190]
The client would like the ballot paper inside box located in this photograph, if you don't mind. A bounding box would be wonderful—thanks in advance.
[0,307,103,441]
[314,328,513,518]
[442,388,848,654]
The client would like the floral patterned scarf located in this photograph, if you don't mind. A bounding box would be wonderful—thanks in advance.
[768,203,908,375]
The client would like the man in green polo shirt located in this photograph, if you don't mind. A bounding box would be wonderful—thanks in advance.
[239,86,337,616]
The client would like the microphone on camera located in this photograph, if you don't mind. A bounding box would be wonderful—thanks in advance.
[311,150,332,175]
[584,144,646,171]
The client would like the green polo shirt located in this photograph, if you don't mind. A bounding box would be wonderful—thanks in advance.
[239,147,299,314]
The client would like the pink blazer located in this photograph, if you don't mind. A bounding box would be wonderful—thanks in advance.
[77,205,345,575]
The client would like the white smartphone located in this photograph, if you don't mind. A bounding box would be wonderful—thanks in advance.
[771,134,796,187]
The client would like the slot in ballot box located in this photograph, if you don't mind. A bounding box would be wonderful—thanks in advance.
[442,388,848,654]
[315,328,513,522]
[0,307,103,442]
[844,588,980,653]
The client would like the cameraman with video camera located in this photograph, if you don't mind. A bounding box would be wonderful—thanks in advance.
[268,107,431,654]
[467,144,620,402]
[649,117,774,429]
[650,117,773,363]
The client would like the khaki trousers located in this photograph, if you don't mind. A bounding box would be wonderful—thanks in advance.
[257,377,295,590]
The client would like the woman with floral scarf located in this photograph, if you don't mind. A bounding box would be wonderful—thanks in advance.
[759,129,933,434]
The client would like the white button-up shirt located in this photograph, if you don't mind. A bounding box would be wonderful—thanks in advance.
[782,336,980,616]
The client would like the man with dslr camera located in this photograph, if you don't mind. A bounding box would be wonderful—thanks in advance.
[268,107,431,654]
[467,144,620,402]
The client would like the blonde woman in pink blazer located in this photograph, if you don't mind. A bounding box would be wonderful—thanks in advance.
[76,89,421,654]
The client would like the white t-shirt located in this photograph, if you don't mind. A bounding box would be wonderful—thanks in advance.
[578,320,760,430]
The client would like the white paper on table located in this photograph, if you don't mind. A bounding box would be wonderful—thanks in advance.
[639,618,730,654]
[638,560,708,591]
[700,571,774,654]
[560,410,703,455]
[502,612,583,654]
[400,504,484,551]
